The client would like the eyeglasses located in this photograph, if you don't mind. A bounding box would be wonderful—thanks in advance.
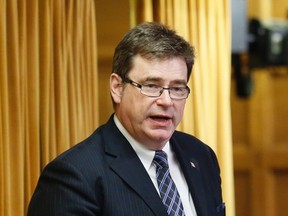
[123,78,190,100]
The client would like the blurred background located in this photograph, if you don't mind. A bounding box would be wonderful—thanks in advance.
[0,0,287,215]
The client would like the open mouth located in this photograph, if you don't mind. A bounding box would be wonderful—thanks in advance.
[150,115,171,121]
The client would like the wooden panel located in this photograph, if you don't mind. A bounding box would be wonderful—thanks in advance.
[234,171,252,216]
[270,75,288,145]
[231,79,250,147]
[273,170,288,216]
[232,70,288,216]
[234,3,288,215]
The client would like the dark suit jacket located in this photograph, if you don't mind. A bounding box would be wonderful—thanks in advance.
[28,115,225,216]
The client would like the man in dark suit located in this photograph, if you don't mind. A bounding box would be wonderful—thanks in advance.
[28,22,225,216]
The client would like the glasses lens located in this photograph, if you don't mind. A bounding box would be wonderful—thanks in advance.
[169,87,189,99]
[141,85,161,97]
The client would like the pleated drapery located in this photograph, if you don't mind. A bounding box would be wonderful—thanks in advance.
[0,0,98,215]
[131,1,235,216]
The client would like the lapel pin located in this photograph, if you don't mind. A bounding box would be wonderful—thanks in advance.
[190,162,196,168]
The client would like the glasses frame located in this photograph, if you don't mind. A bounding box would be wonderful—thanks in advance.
[123,78,190,100]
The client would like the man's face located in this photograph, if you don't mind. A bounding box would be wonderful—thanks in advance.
[110,55,188,150]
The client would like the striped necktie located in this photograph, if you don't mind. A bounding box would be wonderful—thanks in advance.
[153,150,185,216]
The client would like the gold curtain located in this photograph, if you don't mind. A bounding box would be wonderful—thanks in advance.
[131,0,235,215]
[0,0,98,215]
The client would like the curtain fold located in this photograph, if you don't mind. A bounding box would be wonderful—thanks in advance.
[131,1,235,215]
[0,0,98,215]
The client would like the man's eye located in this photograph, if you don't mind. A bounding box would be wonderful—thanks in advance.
[145,84,159,89]
[171,87,185,92]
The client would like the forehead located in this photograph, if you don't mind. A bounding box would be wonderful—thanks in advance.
[129,55,188,82]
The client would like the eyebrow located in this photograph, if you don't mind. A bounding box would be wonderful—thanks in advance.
[142,76,188,85]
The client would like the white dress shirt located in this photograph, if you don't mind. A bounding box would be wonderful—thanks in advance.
[114,115,197,216]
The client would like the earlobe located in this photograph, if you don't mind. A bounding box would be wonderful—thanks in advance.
[110,73,123,103]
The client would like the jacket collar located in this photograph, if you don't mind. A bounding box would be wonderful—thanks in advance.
[170,136,209,216]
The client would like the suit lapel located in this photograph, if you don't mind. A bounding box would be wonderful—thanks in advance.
[109,153,168,216]
[102,116,168,216]
[171,138,209,216]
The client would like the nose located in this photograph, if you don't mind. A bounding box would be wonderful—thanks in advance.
[156,89,173,106]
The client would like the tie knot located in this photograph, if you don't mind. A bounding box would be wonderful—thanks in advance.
[153,150,169,169]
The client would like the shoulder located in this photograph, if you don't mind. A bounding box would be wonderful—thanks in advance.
[53,125,107,170]
[171,130,212,152]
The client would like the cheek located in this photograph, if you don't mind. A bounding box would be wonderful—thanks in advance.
[122,93,147,115]
[124,91,151,109]
[174,103,186,118]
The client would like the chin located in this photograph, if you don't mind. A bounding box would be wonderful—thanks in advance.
[145,127,174,141]
[152,133,173,143]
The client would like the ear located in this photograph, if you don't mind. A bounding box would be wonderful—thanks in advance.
[110,73,123,104]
